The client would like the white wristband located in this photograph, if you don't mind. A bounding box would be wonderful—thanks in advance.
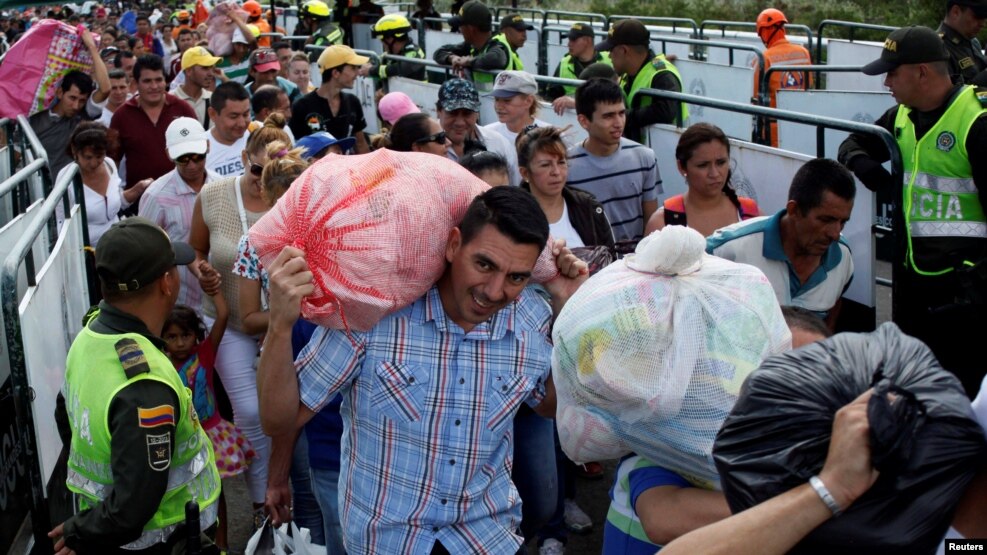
[809,475,843,517]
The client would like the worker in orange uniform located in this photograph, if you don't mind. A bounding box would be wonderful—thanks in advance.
[753,8,813,146]
[244,0,273,47]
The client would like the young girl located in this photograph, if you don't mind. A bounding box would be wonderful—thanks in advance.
[162,265,256,554]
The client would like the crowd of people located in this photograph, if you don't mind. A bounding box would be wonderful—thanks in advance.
[1,0,983,554]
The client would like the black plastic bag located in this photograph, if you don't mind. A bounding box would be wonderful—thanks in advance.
[712,323,987,555]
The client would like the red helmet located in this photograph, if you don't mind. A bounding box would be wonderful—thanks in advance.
[756,8,788,31]
[243,0,263,18]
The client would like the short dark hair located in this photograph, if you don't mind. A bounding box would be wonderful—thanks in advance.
[135,12,150,23]
[133,54,165,82]
[380,112,434,152]
[781,306,831,338]
[251,84,285,115]
[459,186,549,251]
[575,78,625,119]
[211,81,251,114]
[59,70,95,95]
[272,40,292,51]
[788,158,856,214]
[177,27,194,38]
[164,305,207,342]
[460,150,508,177]
[66,121,109,157]
[113,50,135,68]
[108,69,127,80]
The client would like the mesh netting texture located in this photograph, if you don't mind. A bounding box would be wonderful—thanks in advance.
[249,150,558,331]
[552,226,791,489]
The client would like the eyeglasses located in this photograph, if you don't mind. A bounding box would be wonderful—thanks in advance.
[245,154,264,177]
[414,131,447,145]
[175,153,206,165]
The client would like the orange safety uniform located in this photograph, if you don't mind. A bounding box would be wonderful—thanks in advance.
[752,34,813,146]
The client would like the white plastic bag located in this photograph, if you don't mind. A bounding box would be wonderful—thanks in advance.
[246,518,326,555]
[552,226,791,489]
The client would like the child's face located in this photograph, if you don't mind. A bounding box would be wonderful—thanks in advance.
[163,324,196,361]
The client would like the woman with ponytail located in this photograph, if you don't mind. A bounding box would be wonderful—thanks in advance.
[371,112,451,156]
[645,123,759,237]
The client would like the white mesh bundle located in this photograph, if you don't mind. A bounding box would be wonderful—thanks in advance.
[552,226,791,489]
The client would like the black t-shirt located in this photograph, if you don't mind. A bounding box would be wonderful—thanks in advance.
[290,90,367,140]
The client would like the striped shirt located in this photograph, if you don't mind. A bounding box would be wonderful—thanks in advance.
[138,167,220,311]
[296,285,553,554]
[566,138,661,242]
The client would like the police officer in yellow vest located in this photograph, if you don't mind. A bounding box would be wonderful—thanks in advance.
[369,14,426,82]
[545,23,612,101]
[50,218,221,554]
[839,26,987,397]
[600,18,687,143]
[433,1,510,87]
[493,14,532,72]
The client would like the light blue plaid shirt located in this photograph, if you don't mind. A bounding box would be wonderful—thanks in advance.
[296,285,553,554]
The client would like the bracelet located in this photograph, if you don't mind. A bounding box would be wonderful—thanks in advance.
[809,475,843,517]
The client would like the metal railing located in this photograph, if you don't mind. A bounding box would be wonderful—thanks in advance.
[762,63,865,95]
[542,10,608,31]
[608,15,699,37]
[814,20,897,63]
[700,19,815,60]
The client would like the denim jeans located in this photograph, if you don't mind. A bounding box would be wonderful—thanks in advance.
[310,466,346,555]
[290,433,325,545]
[511,407,559,541]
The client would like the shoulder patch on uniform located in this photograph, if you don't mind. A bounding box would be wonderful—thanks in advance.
[138,405,175,428]
[146,433,171,471]
[976,89,987,106]
[115,338,150,379]
[651,56,667,70]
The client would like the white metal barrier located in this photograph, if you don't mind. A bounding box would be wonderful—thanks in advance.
[388,76,441,118]
[675,59,755,139]
[352,22,384,54]
[776,90,895,157]
[647,123,875,311]
[825,39,886,92]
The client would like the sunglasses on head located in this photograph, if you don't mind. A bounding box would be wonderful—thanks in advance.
[176,153,205,165]
[414,131,447,145]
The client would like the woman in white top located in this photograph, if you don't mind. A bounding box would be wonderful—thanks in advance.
[482,71,548,186]
[61,122,148,246]
[517,126,614,250]
[287,52,315,94]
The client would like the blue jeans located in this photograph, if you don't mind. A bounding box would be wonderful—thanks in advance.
[290,433,325,545]
[511,407,559,541]
[310,466,346,555]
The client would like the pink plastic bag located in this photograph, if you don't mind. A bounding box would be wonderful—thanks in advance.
[248,150,559,331]
[0,20,94,118]
[206,2,249,57]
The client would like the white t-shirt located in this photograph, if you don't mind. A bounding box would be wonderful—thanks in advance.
[206,130,248,177]
[548,201,585,248]
[483,119,549,187]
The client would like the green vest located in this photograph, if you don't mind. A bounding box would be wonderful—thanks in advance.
[623,54,689,124]
[313,21,344,47]
[64,317,221,550]
[896,85,987,275]
[558,51,612,95]
[491,33,523,72]
[378,42,425,80]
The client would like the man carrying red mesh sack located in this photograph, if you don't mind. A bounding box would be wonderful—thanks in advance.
[258,186,587,553]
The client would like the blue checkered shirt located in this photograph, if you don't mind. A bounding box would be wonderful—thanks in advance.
[296,285,553,554]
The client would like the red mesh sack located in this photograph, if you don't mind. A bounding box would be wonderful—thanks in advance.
[249,150,559,331]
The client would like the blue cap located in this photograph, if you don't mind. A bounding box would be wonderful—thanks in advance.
[296,132,356,158]
[438,78,481,112]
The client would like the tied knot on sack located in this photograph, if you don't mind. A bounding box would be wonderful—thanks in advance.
[626,226,706,276]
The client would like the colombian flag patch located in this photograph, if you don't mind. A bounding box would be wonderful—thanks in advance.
[138,405,175,428]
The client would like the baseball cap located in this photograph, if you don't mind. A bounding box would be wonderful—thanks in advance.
[378,92,421,125]
[95,218,195,292]
[438,78,481,112]
[450,1,491,30]
[488,70,537,98]
[181,46,222,70]
[861,26,950,76]
[500,14,533,32]
[296,131,356,158]
[249,48,280,72]
[953,0,987,17]
[166,117,208,160]
[597,19,651,50]
[317,44,370,72]
[567,23,595,40]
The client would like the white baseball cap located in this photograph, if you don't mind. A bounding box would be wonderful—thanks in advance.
[488,70,538,98]
[165,117,208,160]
